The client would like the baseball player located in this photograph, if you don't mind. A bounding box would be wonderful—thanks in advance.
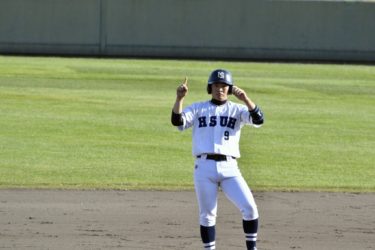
[171,69,264,250]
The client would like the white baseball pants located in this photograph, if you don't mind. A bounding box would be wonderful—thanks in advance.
[194,156,259,227]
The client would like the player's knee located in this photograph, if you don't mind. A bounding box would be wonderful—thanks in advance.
[241,204,259,221]
[200,214,216,227]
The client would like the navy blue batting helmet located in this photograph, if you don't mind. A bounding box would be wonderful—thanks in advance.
[207,69,233,94]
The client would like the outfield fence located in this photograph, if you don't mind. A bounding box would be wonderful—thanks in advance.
[0,0,374,62]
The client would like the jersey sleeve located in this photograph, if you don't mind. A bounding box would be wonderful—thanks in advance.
[249,105,264,127]
[239,104,264,128]
[178,103,196,131]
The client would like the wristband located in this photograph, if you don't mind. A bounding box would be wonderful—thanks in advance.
[249,106,264,125]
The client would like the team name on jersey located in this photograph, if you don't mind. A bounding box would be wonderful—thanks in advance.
[198,116,237,129]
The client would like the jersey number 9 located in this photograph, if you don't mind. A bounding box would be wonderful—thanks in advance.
[224,131,230,140]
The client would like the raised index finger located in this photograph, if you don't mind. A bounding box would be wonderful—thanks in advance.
[183,76,188,86]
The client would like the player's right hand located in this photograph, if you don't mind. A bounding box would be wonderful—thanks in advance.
[176,77,188,99]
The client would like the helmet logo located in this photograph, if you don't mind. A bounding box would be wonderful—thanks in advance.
[218,71,225,79]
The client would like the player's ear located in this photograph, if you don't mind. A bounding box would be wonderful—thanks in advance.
[207,85,212,94]
[228,85,233,95]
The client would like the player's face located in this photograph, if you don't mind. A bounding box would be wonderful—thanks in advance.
[211,83,229,101]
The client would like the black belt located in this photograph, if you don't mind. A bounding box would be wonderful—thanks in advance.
[197,154,235,161]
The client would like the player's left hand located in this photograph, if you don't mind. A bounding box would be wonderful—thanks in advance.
[232,86,248,102]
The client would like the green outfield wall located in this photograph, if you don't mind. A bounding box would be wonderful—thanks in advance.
[1,0,374,62]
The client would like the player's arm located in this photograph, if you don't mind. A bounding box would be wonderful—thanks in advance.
[171,77,188,126]
[232,86,264,125]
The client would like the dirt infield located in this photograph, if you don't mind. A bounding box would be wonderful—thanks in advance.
[0,190,374,250]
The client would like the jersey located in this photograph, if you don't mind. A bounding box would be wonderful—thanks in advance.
[177,100,260,158]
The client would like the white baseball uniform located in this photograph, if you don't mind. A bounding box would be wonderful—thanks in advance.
[177,100,260,227]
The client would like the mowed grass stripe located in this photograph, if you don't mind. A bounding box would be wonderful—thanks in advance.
[0,56,374,191]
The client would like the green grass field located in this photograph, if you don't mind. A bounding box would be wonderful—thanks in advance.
[0,55,374,192]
